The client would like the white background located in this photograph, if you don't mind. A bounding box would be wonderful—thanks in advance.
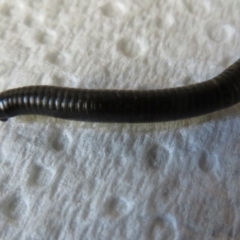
[0,0,240,239]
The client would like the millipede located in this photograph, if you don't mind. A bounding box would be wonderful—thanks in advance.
[0,59,240,123]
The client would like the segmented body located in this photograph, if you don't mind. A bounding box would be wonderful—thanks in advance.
[0,59,240,123]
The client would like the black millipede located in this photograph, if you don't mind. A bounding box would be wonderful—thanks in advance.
[0,59,240,123]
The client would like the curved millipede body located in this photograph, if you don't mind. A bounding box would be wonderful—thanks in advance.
[0,59,240,123]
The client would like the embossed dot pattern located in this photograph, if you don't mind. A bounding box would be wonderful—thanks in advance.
[104,197,129,218]
[146,145,170,172]
[0,194,28,220]
[49,129,70,152]
[100,1,127,17]
[148,215,176,240]
[198,151,216,173]
[27,163,53,186]
[116,38,147,58]
[0,0,240,239]
[207,24,236,43]
[45,51,61,65]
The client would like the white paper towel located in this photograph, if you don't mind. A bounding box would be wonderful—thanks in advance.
[0,0,240,239]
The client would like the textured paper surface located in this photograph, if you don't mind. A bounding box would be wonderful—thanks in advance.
[0,0,240,239]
